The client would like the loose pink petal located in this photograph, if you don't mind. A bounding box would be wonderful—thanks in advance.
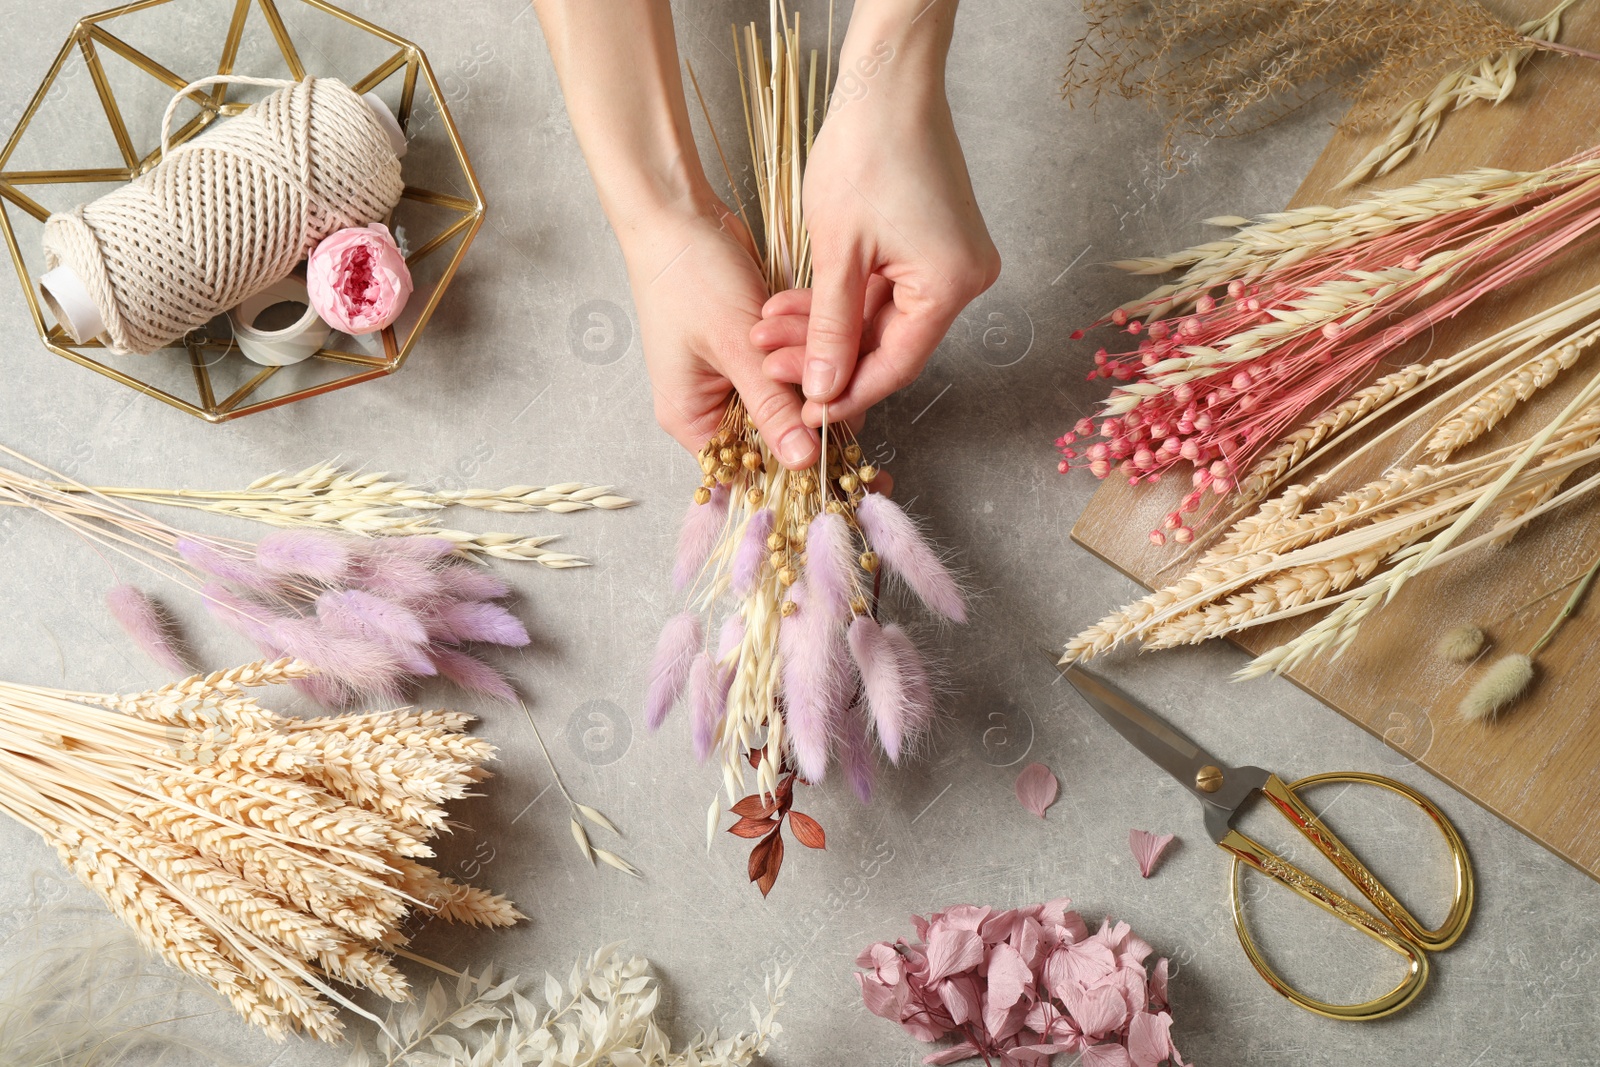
[1127,1011,1176,1067]
[923,1041,979,1065]
[1079,1041,1134,1067]
[925,927,984,983]
[1129,830,1176,879]
[1015,762,1059,818]
[106,584,190,674]
[1064,984,1129,1040]
[985,941,1034,1013]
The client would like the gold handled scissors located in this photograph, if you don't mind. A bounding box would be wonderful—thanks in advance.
[1062,665,1474,1021]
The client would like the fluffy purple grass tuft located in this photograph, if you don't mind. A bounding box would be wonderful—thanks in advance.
[430,600,531,647]
[673,485,729,591]
[688,652,725,762]
[778,579,852,782]
[732,508,775,596]
[806,512,855,621]
[854,493,966,623]
[838,702,876,805]
[430,647,518,702]
[269,615,406,699]
[436,562,512,602]
[106,584,190,674]
[177,538,276,592]
[847,615,935,763]
[646,611,702,730]
[254,530,352,583]
[201,582,284,645]
[314,590,435,675]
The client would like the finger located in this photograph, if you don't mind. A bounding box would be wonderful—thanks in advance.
[803,249,869,402]
[803,301,957,425]
[762,346,806,385]
[750,314,809,351]
[762,288,813,318]
[723,351,818,469]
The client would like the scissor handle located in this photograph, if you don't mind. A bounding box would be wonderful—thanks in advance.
[1219,771,1476,1021]
[1260,772,1474,950]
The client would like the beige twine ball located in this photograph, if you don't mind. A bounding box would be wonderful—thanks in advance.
[42,77,404,356]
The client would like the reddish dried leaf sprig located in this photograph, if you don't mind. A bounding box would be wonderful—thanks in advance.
[727,752,827,896]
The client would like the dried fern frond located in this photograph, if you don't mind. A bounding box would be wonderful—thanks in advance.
[1067,0,1582,165]
[348,945,789,1067]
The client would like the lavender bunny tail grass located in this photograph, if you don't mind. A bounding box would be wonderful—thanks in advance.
[106,584,190,674]
[847,615,935,763]
[855,493,966,623]
[732,508,775,596]
[673,485,729,592]
[779,579,851,782]
[838,702,876,804]
[806,512,855,621]
[646,611,702,730]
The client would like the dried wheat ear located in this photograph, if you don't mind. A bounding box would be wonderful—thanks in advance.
[0,659,520,1042]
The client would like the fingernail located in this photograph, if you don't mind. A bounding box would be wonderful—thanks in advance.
[778,426,816,466]
[803,359,838,400]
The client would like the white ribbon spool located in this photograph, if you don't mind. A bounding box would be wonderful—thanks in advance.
[229,277,331,366]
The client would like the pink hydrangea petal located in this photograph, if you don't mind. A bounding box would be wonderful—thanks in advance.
[1015,762,1059,818]
[1126,1011,1176,1067]
[926,927,984,983]
[923,1041,979,1066]
[985,942,1034,1012]
[1129,829,1176,878]
[1079,1042,1134,1067]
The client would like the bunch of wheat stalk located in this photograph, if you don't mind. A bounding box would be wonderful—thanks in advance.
[1065,0,1598,167]
[647,8,964,895]
[0,658,520,1042]
[1064,249,1600,690]
[1058,140,1600,543]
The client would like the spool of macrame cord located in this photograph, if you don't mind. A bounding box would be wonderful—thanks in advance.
[40,75,405,356]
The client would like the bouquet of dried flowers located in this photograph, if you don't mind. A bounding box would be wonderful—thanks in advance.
[1061,145,1600,692]
[1065,0,1597,171]
[647,11,965,896]
[0,446,628,705]
[349,944,788,1067]
[857,901,1181,1066]
[0,659,520,1042]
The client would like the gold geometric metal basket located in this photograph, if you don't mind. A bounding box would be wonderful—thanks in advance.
[0,0,484,421]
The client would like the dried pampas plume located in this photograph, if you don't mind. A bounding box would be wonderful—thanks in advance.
[1459,653,1534,720]
[1066,0,1587,164]
[1437,625,1487,664]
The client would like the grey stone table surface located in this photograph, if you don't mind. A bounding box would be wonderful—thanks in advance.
[0,1,1597,1064]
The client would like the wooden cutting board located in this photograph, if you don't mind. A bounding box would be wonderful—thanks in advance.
[1071,0,1600,881]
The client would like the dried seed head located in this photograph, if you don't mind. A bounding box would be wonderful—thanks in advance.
[746,487,765,506]
[825,499,845,514]
[781,599,798,617]
[693,487,712,505]
[845,443,863,464]
[839,474,859,493]
[742,451,763,471]
[1436,625,1486,664]
[850,595,869,615]
[859,551,880,574]
[766,532,786,551]
[1458,653,1534,721]
[858,465,878,483]
[778,566,798,587]
[720,447,736,464]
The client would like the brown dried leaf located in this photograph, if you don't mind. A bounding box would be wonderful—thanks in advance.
[729,815,779,839]
[757,832,785,896]
[788,811,826,850]
[748,830,779,885]
[730,794,776,819]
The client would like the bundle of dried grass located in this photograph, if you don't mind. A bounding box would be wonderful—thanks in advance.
[651,7,965,895]
[1067,0,1595,165]
[0,658,519,1042]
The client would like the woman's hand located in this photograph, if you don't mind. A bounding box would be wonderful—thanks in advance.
[751,0,1000,427]
[619,198,819,468]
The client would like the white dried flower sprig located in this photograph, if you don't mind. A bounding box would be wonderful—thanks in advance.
[0,658,522,1042]
[1338,0,1582,188]
[49,461,634,569]
[348,944,788,1067]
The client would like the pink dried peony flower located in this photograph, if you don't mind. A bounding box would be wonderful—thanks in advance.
[857,901,1183,1067]
[306,222,413,334]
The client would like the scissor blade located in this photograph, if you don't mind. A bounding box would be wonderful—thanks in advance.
[1061,665,1225,800]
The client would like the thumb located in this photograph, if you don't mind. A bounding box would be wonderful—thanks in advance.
[802,249,869,405]
[722,350,819,470]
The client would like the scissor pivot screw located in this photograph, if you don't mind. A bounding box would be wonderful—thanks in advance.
[1196,765,1225,793]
